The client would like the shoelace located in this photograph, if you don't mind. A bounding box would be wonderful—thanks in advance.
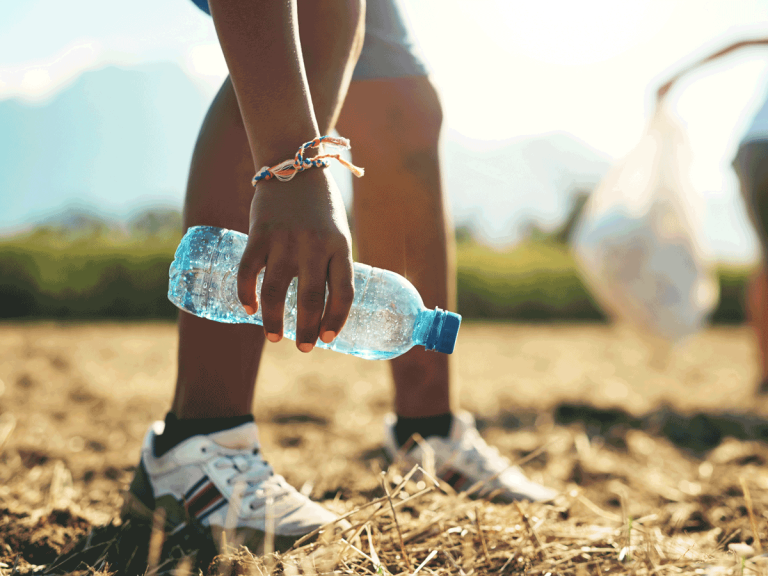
[458,429,513,476]
[213,452,293,510]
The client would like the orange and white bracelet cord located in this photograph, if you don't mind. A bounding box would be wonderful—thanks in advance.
[252,135,365,185]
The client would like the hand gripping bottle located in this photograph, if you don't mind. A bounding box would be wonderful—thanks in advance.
[168,226,461,360]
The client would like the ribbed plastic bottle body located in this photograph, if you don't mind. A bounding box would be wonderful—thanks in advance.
[168,226,436,360]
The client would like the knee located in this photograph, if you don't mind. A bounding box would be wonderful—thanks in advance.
[299,0,365,66]
[396,78,444,148]
[376,81,444,194]
[387,80,443,183]
[341,76,444,168]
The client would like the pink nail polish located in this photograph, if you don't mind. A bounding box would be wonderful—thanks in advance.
[267,333,280,343]
[243,304,255,315]
[320,331,336,344]
[298,343,313,353]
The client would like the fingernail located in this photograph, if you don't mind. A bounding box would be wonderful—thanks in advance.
[267,333,280,343]
[320,331,336,344]
[298,343,314,353]
[243,304,255,315]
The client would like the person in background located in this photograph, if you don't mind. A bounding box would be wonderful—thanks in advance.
[120,0,556,554]
[733,58,768,395]
[658,37,768,395]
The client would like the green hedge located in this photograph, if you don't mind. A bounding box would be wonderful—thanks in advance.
[0,231,752,323]
[456,241,751,324]
[456,241,607,321]
[0,232,180,319]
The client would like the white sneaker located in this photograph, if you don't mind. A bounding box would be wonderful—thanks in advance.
[384,411,557,503]
[122,421,345,553]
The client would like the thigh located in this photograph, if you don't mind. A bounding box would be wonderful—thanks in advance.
[184,78,254,232]
[337,76,441,149]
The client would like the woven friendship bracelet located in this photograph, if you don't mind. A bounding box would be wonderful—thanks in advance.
[252,135,365,185]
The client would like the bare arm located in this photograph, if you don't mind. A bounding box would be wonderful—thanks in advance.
[209,0,318,166]
[207,0,359,351]
[657,37,768,103]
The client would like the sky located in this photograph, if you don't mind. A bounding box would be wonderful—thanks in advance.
[3,0,768,261]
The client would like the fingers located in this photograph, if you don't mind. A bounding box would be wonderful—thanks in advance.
[259,244,296,342]
[319,252,355,345]
[238,227,353,351]
[237,233,268,315]
[295,251,331,352]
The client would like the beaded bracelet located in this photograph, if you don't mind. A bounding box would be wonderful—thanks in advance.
[252,135,364,185]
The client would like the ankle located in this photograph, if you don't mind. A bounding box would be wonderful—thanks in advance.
[394,412,453,447]
[153,412,255,457]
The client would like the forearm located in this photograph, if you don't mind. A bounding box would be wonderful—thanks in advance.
[210,0,364,347]
[208,0,319,168]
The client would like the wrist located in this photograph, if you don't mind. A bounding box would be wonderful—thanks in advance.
[251,135,363,185]
[253,163,330,192]
[250,132,321,169]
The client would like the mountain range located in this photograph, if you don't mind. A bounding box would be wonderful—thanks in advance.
[0,63,210,235]
[0,62,611,244]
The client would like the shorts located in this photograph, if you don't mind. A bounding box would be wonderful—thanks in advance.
[734,140,768,257]
[189,0,429,80]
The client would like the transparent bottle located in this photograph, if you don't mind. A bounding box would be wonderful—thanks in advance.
[168,226,461,360]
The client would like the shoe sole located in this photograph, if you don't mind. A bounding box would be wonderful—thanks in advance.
[121,490,346,555]
[387,453,558,503]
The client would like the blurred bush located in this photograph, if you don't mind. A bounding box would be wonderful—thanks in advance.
[0,227,180,320]
[456,239,749,324]
[0,219,752,323]
[456,239,607,321]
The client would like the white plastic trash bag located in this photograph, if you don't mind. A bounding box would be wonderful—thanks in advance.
[572,105,719,342]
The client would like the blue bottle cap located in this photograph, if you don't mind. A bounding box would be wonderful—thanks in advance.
[436,310,461,354]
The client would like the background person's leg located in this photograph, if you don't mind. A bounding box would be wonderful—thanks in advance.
[172,0,365,421]
[336,75,454,419]
[746,268,768,393]
[734,141,768,395]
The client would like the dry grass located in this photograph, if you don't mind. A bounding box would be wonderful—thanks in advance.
[2,322,768,575]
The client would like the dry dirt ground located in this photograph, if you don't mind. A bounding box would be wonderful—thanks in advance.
[3,322,768,575]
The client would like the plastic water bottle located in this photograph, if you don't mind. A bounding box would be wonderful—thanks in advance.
[168,226,461,360]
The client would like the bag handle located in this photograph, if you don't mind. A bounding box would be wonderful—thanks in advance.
[656,38,768,105]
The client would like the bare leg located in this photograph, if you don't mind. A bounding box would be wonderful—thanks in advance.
[337,81,560,502]
[172,78,263,419]
[734,142,768,396]
[336,76,455,418]
[747,267,768,393]
[172,0,364,419]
